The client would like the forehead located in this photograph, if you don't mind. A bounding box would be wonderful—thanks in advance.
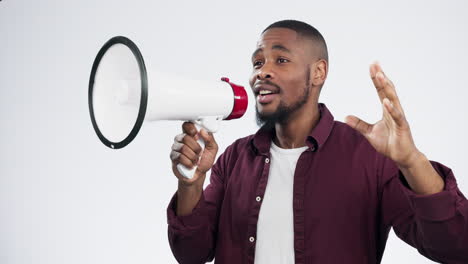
[256,28,302,50]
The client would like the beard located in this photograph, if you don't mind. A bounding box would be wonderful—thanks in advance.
[255,68,311,130]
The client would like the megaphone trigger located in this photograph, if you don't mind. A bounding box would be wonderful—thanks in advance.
[194,116,223,133]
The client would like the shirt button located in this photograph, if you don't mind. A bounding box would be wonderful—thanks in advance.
[256,196,262,202]
[265,158,270,163]
[249,236,255,242]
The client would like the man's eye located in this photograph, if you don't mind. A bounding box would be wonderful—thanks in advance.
[253,61,263,68]
[277,58,288,63]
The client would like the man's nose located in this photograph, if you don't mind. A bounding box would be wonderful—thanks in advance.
[256,64,274,80]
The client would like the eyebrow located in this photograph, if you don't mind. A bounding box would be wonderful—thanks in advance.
[251,44,292,60]
[272,44,291,53]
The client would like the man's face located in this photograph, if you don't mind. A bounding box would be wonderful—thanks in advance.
[249,28,314,126]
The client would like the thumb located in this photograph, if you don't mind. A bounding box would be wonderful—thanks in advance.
[199,129,217,151]
[345,115,372,137]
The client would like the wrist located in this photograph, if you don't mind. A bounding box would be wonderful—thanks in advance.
[397,151,445,195]
[178,170,206,187]
[398,149,425,170]
[176,180,204,216]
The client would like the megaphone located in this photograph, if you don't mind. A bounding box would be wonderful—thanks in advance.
[88,36,248,178]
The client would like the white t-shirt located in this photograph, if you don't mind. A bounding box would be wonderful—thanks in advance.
[254,141,308,264]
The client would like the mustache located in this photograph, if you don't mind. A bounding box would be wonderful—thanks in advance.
[255,80,282,92]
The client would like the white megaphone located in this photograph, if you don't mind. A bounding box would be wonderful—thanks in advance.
[88,36,248,178]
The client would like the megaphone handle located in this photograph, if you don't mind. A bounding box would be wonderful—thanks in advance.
[176,132,206,179]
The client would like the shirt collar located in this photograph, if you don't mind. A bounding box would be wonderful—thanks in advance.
[251,103,335,155]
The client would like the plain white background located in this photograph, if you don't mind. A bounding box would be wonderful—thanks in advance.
[1,0,467,263]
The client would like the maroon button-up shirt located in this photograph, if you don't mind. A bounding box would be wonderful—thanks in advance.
[167,104,468,264]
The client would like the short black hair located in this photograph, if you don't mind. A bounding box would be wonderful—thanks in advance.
[262,20,328,62]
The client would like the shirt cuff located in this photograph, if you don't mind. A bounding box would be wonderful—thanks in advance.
[398,161,459,222]
[167,191,209,230]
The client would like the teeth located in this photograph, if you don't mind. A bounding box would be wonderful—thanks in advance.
[259,90,273,95]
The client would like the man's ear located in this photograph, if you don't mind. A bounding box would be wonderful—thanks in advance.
[311,59,328,87]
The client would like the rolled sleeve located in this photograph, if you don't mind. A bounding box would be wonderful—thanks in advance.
[167,190,219,264]
[166,157,226,263]
[388,160,468,262]
[397,161,462,222]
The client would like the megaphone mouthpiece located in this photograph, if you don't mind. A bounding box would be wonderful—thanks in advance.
[220,77,249,121]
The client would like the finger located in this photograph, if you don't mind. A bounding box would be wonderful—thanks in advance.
[182,134,203,154]
[170,149,198,167]
[370,63,386,102]
[198,129,217,151]
[182,122,198,137]
[174,133,186,143]
[383,98,406,127]
[369,62,381,77]
[371,65,406,122]
[376,70,399,106]
[177,153,197,168]
[369,62,382,82]
[174,133,202,154]
[372,64,404,111]
[171,141,199,164]
[171,141,183,151]
[169,150,180,161]
[370,63,400,106]
[180,144,200,164]
[345,115,373,138]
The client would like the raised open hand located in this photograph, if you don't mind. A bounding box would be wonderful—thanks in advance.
[345,63,421,168]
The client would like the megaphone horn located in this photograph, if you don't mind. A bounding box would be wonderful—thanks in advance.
[88,36,248,178]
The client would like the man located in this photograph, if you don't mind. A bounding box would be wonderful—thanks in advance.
[167,20,468,263]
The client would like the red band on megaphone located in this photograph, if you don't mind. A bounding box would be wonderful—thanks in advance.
[221,77,248,120]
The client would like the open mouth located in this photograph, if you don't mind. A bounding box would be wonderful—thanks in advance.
[259,90,275,95]
[257,90,278,104]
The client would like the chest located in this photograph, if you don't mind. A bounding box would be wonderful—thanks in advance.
[223,150,379,226]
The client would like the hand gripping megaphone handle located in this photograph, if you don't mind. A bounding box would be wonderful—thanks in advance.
[176,117,221,179]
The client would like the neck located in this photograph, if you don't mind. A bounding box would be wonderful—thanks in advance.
[273,102,320,149]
